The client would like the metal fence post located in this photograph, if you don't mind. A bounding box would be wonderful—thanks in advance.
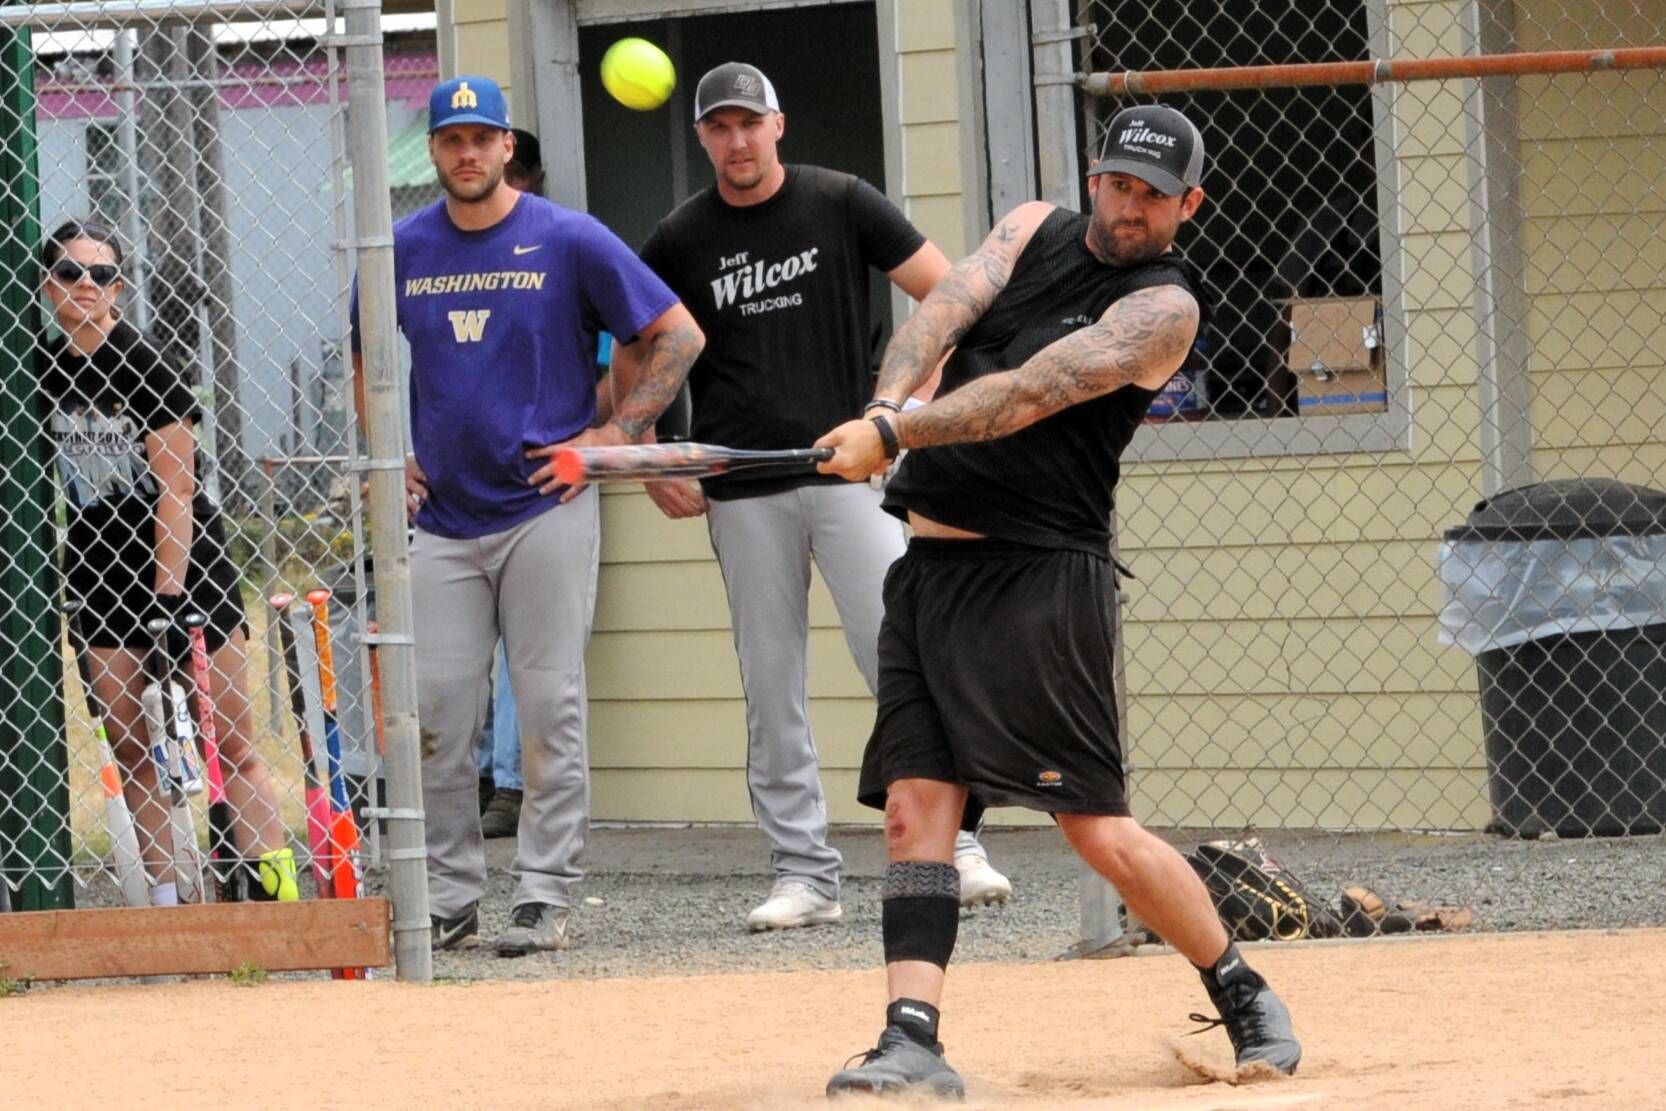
[1031,0,1131,955]
[339,0,432,978]
[0,25,72,911]
[1030,0,1082,211]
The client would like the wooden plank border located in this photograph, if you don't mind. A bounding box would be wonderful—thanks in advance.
[0,898,390,982]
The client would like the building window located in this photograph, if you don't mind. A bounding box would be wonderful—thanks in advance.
[1080,0,1408,460]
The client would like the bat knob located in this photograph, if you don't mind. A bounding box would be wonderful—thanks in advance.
[553,449,586,486]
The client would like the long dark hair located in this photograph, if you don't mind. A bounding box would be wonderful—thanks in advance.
[41,219,126,272]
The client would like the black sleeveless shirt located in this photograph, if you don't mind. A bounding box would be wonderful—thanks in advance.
[882,208,1207,555]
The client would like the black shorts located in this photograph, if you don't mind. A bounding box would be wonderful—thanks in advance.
[857,537,1129,828]
[67,511,249,654]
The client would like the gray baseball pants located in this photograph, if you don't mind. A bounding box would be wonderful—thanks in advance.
[706,481,986,900]
[412,489,600,918]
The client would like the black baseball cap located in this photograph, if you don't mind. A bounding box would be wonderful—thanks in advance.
[693,62,781,121]
[1088,105,1205,195]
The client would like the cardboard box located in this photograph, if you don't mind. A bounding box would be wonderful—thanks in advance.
[1286,296,1387,415]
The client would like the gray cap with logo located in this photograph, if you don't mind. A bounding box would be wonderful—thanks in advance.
[1088,105,1205,195]
[693,62,782,121]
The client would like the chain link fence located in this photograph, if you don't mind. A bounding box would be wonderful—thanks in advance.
[0,0,429,917]
[4,0,1663,957]
[1049,0,1666,933]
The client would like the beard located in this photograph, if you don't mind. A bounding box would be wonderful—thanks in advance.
[719,157,769,193]
[439,161,504,203]
[1087,218,1170,266]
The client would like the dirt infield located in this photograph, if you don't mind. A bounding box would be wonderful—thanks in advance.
[5,929,1661,1109]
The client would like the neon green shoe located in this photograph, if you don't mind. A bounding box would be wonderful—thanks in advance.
[258,847,301,902]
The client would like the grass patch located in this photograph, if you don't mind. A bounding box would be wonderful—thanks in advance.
[228,961,269,987]
[0,962,30,998]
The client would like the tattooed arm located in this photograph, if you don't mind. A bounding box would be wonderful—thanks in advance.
[868,201,1055,406]
[898,284,1198,448]
[817,283,1198,479]
[527,301,704,499]
[603,303,705,442]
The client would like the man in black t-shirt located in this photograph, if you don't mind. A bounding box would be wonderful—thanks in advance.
[618,62,1010,932]
[814,105,1300,1096]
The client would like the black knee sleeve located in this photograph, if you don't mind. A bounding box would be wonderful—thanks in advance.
[881,861,960,969]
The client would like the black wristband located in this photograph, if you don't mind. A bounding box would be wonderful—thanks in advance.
[870,414,901,460]
[863,398,903,414]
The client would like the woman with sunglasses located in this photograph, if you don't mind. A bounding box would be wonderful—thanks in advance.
[38,220,298,907]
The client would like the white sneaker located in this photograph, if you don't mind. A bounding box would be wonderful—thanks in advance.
[746,880,843,932]
[956,853,1013,907]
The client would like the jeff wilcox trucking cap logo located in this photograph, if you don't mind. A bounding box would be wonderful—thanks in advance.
[1088,104,1206,196]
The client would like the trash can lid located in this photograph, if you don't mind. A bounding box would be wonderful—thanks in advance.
[1443,478,1666,542]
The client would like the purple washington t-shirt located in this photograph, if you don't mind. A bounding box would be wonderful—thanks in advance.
[354,194,677,538]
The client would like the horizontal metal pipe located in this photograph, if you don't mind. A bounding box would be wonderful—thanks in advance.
[1084,45,1666,96]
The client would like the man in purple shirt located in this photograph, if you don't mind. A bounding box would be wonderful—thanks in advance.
[356,76,702,955]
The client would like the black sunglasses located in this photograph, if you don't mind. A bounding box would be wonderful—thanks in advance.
[50,260,121,286]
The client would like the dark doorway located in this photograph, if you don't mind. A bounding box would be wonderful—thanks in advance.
[579,4,892,350]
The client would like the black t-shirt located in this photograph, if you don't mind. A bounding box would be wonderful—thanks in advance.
[36,320,214,545]
[641,164,926,498]
[883,208,1209,554]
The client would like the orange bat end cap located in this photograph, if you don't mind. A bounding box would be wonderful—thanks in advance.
[554,449,587,486]
[306,588,332,605]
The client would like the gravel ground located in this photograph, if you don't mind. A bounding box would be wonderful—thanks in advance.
[57,821,1665,982]
[354,822,1666,982]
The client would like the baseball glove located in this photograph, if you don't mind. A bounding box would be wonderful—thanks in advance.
[1186,836,1343,942]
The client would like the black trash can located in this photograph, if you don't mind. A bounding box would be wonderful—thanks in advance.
[1439,479,1666,838]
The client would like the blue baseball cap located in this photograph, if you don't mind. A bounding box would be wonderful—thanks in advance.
[429,76,511,132]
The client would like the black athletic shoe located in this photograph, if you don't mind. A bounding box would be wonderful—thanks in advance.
[480,788,523,839]
[827,1026,965,1100]
[431,902,482,950]
[1193,960,1301,1074]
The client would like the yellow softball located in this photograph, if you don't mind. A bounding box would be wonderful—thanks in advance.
[600,37,676,111]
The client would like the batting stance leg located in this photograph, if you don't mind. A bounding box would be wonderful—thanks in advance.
[806,483,1008,906]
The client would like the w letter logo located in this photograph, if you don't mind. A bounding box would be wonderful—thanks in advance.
[451,81,478,110]
[448,309,491,343]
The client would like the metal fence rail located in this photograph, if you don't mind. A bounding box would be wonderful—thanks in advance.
[1041,0,1666,939]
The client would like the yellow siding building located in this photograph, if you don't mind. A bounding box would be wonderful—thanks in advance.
[437,0,1665,830]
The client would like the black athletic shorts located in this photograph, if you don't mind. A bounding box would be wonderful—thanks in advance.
[857,537,1129,828]
[66,510,249,654]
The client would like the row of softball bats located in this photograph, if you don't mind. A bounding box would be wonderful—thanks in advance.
[60,589,371,981]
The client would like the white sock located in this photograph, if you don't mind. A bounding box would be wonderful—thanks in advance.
[150,881,179,907]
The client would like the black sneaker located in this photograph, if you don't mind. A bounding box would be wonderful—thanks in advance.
[431,902,481,951]
[480,789,523,839]
[827,1026,965,1100]
[1192,957,1301,1074]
